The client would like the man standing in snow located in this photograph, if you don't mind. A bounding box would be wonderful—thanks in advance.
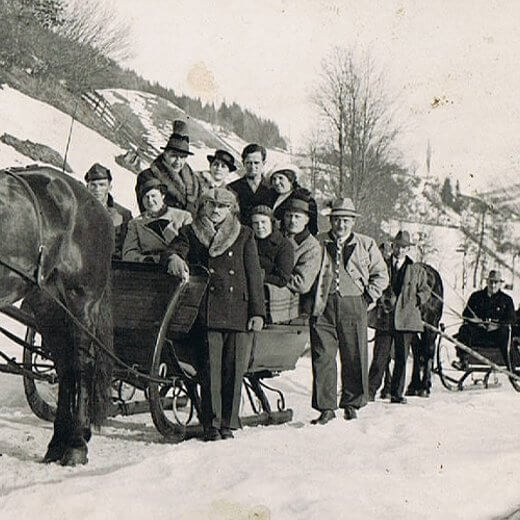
[84,163,132,259]
[308,199,388,424]
[135,119,202,216]
[367,231,431,403]
[228,143,275,225]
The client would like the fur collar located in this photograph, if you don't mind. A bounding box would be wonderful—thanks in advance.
[191,214,241,257]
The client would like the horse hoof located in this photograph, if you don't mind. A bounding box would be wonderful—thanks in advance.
[418,389,430,398]
[43,444,66,464]
[60,447,88,466]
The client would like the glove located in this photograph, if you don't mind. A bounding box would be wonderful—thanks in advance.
[167,254,189,281]
[248,316,264,331]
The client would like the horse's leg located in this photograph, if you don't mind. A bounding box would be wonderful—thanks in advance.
[420,329,437,397]
[60,288,112,466]
[406,334,421,396]
[43,332,75,463]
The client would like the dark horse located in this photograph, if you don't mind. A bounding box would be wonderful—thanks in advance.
[0,165,114,465]
[406,262,444,397]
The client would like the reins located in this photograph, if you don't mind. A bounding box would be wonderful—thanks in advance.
[0,169,179,386]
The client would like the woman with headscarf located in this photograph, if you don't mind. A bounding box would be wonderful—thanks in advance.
[270,164,318,235]
[123,177,192,263]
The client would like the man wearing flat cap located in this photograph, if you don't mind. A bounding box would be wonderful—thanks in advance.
[198,149,237,191]
[367,230,431,403]
[135,119,202,216]
[307,198,389,424]
[166,187,265,442]
[455,269,515,368]
[84,163,132,259]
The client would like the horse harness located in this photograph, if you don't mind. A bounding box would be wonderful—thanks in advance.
[0,168,46,287]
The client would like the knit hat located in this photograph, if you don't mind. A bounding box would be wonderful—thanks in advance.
[251,205,274,218]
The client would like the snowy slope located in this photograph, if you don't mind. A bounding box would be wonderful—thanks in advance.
[0,85,139,215]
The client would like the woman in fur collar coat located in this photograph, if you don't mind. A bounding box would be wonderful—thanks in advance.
[166,188,265,441]
[123,178,192,263]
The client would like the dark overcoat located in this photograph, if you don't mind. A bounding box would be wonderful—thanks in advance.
[227,176,276,225]
[169,218,266,331]
[107,194,132,259]
[255,228,294,287]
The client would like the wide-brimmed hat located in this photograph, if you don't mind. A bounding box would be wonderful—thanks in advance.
[161,119,193,156]
[138,177,167,200]
[270,163,301,185]
[322,197,360,217]
[207,149,237,172]
[284,198,310,215]
[487,269,504,282]
[393,230,414,247]
[202,187,238,207]
[85,163,112,182]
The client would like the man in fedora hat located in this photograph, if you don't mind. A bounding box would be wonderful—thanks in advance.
[135,119,202,216]
[368,230,431,403]
[123,176,192,263]
[198,149,237,191]
[454,269,515,368]
[166,187,265,442]
[84,163,132,259]
[228,143,276,225]
[308,198,388,424]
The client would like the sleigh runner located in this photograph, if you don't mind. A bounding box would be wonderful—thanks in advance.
[0,259,308,439]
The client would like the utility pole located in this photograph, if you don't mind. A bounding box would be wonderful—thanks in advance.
[473,205,487,288]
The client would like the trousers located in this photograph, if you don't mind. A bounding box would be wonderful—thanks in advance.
[310,294,368,410]
[194,328,252,430]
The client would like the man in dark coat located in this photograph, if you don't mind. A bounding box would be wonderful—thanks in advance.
[367,230,431,404]
[166,188,265,441]
[84,163,132,259]
[455,269,515,367]
[135,120,202,216]
[228,143,276,225]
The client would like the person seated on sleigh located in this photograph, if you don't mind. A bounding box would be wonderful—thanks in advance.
[122,177,192,263]
[454,269,515,370]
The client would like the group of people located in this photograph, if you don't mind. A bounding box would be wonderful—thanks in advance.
[82,119,515,441]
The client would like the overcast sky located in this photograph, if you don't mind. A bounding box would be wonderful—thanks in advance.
[103,0,520,193]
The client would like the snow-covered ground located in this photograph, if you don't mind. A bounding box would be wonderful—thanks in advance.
[0,350,520,520]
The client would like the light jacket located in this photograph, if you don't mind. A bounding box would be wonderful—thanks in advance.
[122,206,192,263]
[309,231,389,317]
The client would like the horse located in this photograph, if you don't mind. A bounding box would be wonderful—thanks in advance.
[406,262,444,397]
[0,165,114,465]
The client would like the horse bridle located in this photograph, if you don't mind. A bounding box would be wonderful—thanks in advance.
[0,168,46,287]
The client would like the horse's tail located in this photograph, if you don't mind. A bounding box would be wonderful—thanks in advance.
[90,281,114,427]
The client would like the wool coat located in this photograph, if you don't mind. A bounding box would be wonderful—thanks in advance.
[122,206,192,263]
[371,256,431,332]
[168,215,266,331]
[255,228,294,287]
[135,155,202,216]
[309,231,389,317]
[285,229,322,295]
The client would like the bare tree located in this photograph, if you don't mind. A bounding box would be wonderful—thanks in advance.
[312,47,400,204]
